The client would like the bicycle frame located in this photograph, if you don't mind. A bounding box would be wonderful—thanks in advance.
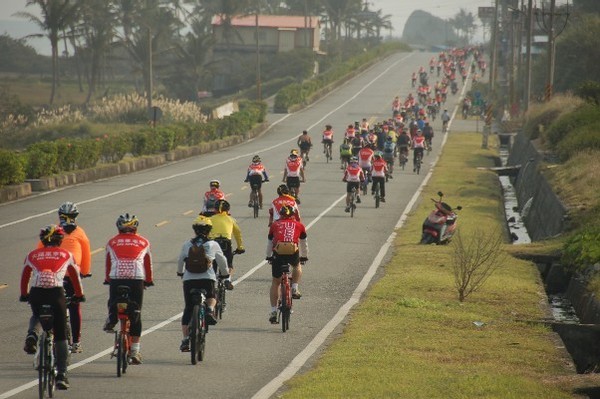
[278,267,292,333]
[37,304,56,399]
[250,184,260,218]
[189,288,208,364]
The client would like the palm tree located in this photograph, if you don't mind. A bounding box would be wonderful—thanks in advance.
[16,0,80,104]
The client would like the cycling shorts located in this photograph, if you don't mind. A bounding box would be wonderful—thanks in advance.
[346,181,360,193]
[322,139,333,146]
[248,174,263,189]
[286,176,300,188]
[271,252,299,278]
[299,142,311,151]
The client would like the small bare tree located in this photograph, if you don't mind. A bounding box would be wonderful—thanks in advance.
[452,228,507,302]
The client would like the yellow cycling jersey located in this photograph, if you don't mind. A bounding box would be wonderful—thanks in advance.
[209,213,243,249]
[387,130,397,143]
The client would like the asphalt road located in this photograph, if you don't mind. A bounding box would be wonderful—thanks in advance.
[0,50,464,399]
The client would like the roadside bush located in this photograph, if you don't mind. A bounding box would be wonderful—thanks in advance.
[0,149,26,186]
[100,134,132,162]
[522,94,583,141]
[26,141,58,178]
[575,80,600,105]
[556,125,600,160]
[545,103,600,147]
[562,225,600,273]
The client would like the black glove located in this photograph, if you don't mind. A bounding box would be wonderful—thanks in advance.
[244,179,248,183]
[81,273,92,279]
[71,295,86,303]
[299,257,308,264]
[19,294,30,302]
[266,256,273,263]
[177,272,184,278]
[144,281,154,288]
[235,248,246,254]
[103,280,110,285]
[264,179,269,182]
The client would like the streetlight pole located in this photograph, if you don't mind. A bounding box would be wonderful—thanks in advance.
[490,0,499,93]
[524,0,533,111]
[255,10,261,101]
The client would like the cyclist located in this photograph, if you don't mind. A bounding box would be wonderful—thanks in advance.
[20,225,85,390]
[177,215,229,351]
[358,142,375,189]
[344,124,356,140]
[201,180,225,216]
[371,152,388,202]
[441,109,450,132]
[268,184,301,227]
[297,130,313,162]
[392,96,401,117]
[339,137,353,170]
[103,213,154,365]
[423,122,434,151]
[382,136,396,176]
[282,149,305,204]
[244,155,269,209]
[322,124,334,160]
[397,129,411,166]
[26,202,91,355]
[342,156,365,212]
[412,130,426,172]
[209,199,244,291]
[359,118,369,139]
[266,205,308,323]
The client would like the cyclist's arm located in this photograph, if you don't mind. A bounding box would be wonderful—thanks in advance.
[282,168,288,181]
[299,234,308,258]
[300,169,305,181]
[212,242,229,276]
[232,219,243,250]
[77,229,92,276]
[262,170,269,181]
[176,242,188,275]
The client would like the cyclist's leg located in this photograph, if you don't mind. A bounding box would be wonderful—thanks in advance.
[63,278,81,347]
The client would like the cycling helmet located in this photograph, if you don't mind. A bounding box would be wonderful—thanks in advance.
[386,136,393,141]
[279,205,295,218]
[58,202,79,218]
[252,155,261,163]
[209,180,220,188]
[374,151,383,158]
[290,149,299,157]
[192,215,212,237]
[350,156,359,163]
[215,199,230,214]
[116,213,139,233]
[417,129,423,135]
[277,184,290,196]
[325,124,332,130]
[39,224,65,246]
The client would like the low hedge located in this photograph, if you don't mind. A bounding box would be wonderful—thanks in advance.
[0,100,266,186]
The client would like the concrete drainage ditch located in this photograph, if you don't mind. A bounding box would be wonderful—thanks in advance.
[496,132,600,377]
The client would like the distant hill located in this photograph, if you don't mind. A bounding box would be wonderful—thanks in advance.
[401,10,461,49]
[0,19,49,55]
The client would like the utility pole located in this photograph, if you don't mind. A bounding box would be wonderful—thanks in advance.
[524,0,533,111]
[489,0,499,93]
[255,10,261,101]
[147,27,153,110]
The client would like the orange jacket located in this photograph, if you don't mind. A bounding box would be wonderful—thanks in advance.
[37,226,92,275]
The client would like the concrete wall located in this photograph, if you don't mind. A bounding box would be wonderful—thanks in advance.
[506,131,567,240]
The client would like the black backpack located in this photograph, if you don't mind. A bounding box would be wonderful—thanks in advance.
[185,239,210,273]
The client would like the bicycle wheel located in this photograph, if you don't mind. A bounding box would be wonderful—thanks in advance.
[38,333,47,399]
[252,189,259,218]
[189,304,199,365]
[216,283,226,320]
[280,284,290,333]
[416,156,422,175]
[375,183,380,208]
[350,189,356,218]
[116,332,127,377]
[197,310,206,362]
[47,340,55,398]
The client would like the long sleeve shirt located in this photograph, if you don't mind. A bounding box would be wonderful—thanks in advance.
[177,238,228,281]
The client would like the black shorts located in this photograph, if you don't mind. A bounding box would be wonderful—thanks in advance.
[213,237,233,269]
[286,176,300,189]
[182,279,216,326]
[299,142,311,151]
[322,139,333,146]
[271,252,299,278]
[346,181,360,193]
[29,287,69,341]
[248,174,263,189]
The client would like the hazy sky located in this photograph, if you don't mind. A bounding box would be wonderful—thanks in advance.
[0,0,493,54]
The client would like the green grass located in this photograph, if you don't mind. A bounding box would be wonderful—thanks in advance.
[280,132,577,399]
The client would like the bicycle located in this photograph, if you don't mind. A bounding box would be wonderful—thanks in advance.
[110,285,139,377]
[277,265,293,333]
[361,169,370,196]
[188,288,209,364]
[349,186,358,218]
[323,142,333,163]
[398,147,409,171]
[426,139,432,156]
[414,153,423,175]
[36,304,57,399]
[373,179,381,209]
[249,184,261,218]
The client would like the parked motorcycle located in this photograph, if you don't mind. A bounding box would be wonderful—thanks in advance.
[420,191,461,245]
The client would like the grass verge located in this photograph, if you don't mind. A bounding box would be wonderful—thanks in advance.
[280,132,578,399]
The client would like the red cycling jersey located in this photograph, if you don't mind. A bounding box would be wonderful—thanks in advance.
[343,164,365,183]
[358,147,374,169]
[413,136,426,149]
[21,247,83,296]
[372,158,388,177]
[105,233,153,283]
[285,157,303,177]
[269,195,301,222]
[322,129,334,141]
[268,219,307,246]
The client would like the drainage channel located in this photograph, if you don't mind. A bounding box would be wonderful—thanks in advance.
[497,141,600,381]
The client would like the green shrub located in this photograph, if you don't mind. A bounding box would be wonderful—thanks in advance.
[556,124,600,160]
[562,225,600,272]
[100,134,132,162]
[545,103,600,147]
[26,141,58,178]
[522,95,584,141]
[575,80,600,105]
[0,149,26,186]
